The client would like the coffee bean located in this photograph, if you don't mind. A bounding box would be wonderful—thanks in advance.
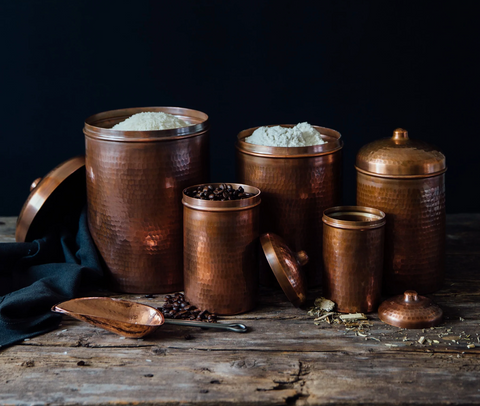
[159,293,217,323]
[185,184,255,201]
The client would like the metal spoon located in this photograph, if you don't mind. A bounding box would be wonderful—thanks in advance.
[52,297,247,338]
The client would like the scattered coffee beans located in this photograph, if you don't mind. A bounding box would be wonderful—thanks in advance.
[185,184,254,201]
[159,292,217,323]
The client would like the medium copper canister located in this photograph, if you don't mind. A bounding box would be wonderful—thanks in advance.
[182,183,261,315]
[236,125,343,287]
[84,107,209,294]
[322,206,386,313]
[356,128,446,294]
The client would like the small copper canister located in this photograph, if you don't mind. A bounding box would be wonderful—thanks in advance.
[236,125,343,287]
[322,206,386,313]
[356,128,446,294]
[182,184,261,315]
[84,107,209,294]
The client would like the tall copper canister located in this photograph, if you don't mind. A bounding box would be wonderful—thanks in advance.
[84,107,209,293]
[182,183,261,315]
[356,128,447,294]
[322,206,386,313]
[236,125,343,287]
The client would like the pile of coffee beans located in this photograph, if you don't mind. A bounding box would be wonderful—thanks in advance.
[160,292,218,323]
[185,183,255,201]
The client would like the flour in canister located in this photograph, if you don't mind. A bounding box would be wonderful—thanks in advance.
[244,122,326,147]
[112,112,189,131]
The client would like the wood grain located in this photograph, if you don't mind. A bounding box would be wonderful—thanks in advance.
[1,214,479,405]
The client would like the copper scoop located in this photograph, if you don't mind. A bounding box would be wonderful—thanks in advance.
[52,297,247,338]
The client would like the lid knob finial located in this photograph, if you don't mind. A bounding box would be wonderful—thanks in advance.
[295,250,309,266]
[392,128,409,140]
[403,290,418,302]
[30,177,43,192]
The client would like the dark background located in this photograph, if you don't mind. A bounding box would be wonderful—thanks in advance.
[1,1,478,216]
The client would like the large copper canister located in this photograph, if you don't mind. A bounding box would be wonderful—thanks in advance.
[356,128,447,294]
[322,206,386,313]
[84,107,209,294]
[182,183,261,315]
[236,125,343,287]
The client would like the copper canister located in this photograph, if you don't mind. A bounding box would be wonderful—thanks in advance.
[322,206,386,313]
[236,125,343,287]
[356,128,446,294]
[182,183,261,315]
[84,107,209,293]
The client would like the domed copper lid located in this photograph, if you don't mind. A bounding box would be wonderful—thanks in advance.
[355,128,446,178]
[260,233,308,307]
[378,290,443,329]
[16,156,86,242]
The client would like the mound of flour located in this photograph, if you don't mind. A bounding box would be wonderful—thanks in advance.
[112,112,189,131]
[244,122,326,147]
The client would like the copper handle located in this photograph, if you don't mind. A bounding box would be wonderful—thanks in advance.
[392,128,409,140]
[403,290,419,303]
[164,319,247,333]
[295,250,309,266]
[30,177,43,192]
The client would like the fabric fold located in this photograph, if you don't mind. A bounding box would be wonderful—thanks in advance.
[0,207,104,349]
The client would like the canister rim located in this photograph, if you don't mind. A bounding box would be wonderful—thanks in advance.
[355,165,448,179]
[182,183,261,212]
[236,125,343,158]
[84,107,209,142]
[322,206,386,230]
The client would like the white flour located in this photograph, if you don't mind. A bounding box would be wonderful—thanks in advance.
[244,122,326,147]
[112,112,189,131]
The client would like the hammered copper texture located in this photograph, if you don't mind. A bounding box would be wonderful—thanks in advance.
[183,184,260,315]
[260,233,307,307]
[236,126,342,287]
[378,290,443,329]
[85,107,209,294]
[322,208,385,313]
[356,129,446,176]
[356,172,445,294]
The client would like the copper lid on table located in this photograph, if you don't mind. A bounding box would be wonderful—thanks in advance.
[378,290,443,329]
[355,128,447,178]
[260,233,308,308]
[16,156,86,242]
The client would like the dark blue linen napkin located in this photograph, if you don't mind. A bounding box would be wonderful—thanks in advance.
[0,207,104,349]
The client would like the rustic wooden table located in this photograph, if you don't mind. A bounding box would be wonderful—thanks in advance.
[0,215,479,405]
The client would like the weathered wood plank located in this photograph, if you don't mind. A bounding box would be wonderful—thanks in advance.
[0,217,16,242]
[1,346,479,405]
[17,307,480,355]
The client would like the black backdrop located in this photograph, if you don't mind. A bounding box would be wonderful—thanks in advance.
[1,1,478,216]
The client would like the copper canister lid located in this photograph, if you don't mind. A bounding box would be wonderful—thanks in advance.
[260,233,308,307]
[16,156,86,242]
[378,290,443,329]
[355,128,446,178]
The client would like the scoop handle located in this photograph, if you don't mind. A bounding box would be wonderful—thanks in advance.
[164,319,247,333]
